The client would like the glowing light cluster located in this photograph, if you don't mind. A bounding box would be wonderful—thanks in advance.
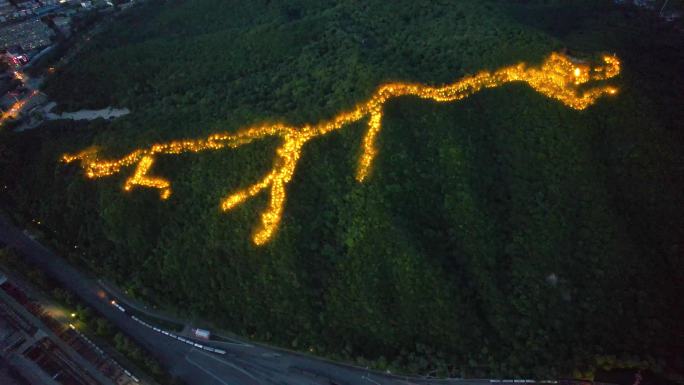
[1,70,36,126]
[62,52,621,245]
[0,90,38,125]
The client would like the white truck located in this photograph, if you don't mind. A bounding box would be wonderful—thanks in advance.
[192,328,211,340]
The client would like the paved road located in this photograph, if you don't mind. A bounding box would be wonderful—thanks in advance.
[0,216,582,385]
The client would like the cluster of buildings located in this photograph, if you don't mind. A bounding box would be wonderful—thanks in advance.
[0,0,63,24]
[0,0,138,127]
[0,0,81,57]
[0,0,133,64]
[0,273,145,385]
[0,18,53,52]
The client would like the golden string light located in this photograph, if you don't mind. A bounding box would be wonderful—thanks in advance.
[62,52,621,245]
[123,156,171,199]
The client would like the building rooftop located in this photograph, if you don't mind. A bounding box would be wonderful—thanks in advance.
[0,19,52,51]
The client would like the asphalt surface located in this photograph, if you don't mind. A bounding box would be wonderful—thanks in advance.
[0,215,572,385]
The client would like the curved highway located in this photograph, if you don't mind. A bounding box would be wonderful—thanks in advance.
[0,215,584,385]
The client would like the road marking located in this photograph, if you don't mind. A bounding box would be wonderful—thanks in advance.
[185,353,233,385]
[193,349,261,383]
[362,375,382,385]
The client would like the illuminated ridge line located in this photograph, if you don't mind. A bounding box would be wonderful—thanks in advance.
[62,52,621,245]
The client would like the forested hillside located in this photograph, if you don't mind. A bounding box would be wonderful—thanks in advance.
[1,0,683,381]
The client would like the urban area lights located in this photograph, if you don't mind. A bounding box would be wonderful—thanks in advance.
[0,71,37,126]
[0,90,38,125]
[62,52,621,246]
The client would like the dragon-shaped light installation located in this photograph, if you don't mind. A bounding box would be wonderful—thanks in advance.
[63,52,621,245]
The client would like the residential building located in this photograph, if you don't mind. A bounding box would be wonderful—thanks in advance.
[0,18,53,51]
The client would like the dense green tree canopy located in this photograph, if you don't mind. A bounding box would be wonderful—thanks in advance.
[2,0,683,381]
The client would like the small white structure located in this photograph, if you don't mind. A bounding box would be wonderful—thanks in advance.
[193,328,211,340]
